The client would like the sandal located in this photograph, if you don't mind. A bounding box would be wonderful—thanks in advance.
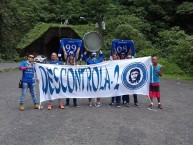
[47,105,52,110]
[59,105,65,109]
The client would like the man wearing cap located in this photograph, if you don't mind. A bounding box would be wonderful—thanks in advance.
[83,50,104,107]
[65,51,79,108]
[83,51,104,65]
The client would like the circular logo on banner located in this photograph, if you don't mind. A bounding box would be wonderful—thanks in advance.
[121,63,148,90]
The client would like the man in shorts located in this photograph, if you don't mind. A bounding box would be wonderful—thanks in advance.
[149,55,163,109]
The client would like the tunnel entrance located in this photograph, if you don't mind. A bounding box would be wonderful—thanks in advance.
[45,37,60,59]
[21,27,81,59]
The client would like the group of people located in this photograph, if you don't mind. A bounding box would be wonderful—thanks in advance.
[18,50,163,111]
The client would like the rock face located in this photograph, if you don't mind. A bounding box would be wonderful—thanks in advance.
[19,27,81,59]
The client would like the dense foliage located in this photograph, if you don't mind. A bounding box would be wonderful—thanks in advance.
[0,0,193,75]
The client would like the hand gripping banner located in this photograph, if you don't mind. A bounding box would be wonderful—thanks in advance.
[35,57,151,104]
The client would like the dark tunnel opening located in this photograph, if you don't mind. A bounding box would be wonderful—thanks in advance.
[21,27,82,60]
[45,37,61,59]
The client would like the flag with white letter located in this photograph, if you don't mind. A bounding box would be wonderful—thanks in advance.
[35,57,151,104]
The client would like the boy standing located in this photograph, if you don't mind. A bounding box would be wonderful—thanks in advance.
[149,55,163,109]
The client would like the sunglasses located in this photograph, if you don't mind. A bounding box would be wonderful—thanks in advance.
[121,54,125,55]
[28,56,34,59]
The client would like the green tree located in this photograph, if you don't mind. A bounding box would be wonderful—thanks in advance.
[156,27,193,74]
[175,2,193,33]
[156,27,187,57]
[106,15,151,36]
[114,24,153,53]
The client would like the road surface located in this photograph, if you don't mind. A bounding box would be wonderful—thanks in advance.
[0,70,193,145]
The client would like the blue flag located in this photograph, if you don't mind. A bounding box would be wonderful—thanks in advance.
[58,38,82,57]
[110,39,135,57]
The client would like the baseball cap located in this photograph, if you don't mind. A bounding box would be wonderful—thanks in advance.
[91,52,97,57]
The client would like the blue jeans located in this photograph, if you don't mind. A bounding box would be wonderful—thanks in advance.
[19,82,38,104]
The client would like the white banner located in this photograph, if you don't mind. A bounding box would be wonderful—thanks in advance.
[35,57,151,104]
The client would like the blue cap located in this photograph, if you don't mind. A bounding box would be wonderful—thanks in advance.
[91,52,97,57]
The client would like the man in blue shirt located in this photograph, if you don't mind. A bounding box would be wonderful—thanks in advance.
[47,52,65,110]
[19,54,39,110]
[83,50,104,107]
[83,50,104,65]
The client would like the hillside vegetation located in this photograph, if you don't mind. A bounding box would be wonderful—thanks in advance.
[0,0,193,76]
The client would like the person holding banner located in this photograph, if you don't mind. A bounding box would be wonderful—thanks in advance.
[83,50,104,107]
[83,50,104,65]
[119,51,128,106]
[65,51,79,108]
[126,49,132,59]
[109,52,120,107]
[19,54,39,110]
[126,50,139,107]
[149,55,163,109]
[47,53,65,110]
[120,51,139,107]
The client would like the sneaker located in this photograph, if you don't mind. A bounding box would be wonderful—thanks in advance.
[47,104,52,110]
[19,104,24,111]
[158,103,163,109]
[59,105,65,109]
[88,103,92,107]
[96,102,101,107]
[116,103,121,108]
[34,104,39,109]
[125,103,130,107]
[108,103,114,107]
[135,103,139,107]
[122,101,126,105]
[149,103,153,109]
[74,104,79,108]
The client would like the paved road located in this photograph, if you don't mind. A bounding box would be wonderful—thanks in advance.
[0,70,193,145]
[0,63,20,72]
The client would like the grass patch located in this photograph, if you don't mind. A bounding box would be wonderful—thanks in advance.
[155,58,193,83]
[159,58,185,75]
